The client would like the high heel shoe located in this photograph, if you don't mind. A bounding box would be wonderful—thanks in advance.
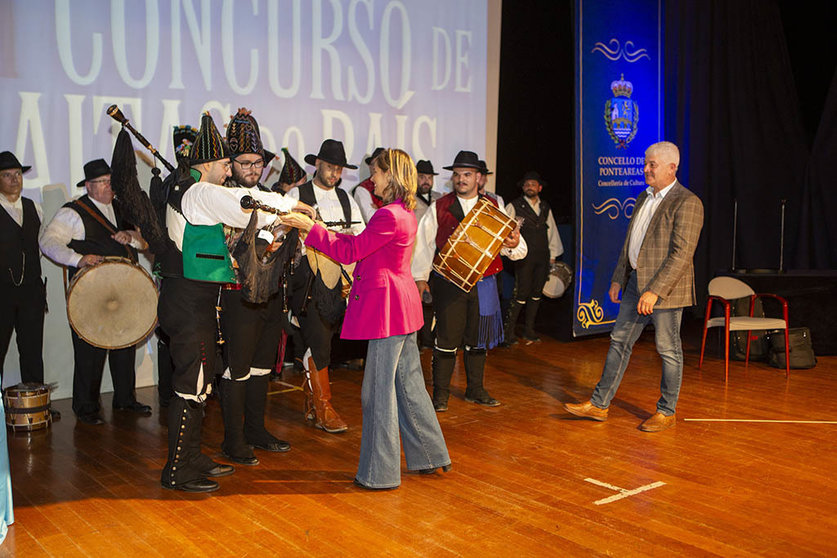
[417,464,452,475]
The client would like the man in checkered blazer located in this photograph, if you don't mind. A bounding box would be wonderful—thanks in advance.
[564,141,704,432]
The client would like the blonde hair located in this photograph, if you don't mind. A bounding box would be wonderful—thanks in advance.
[373,148,416,210]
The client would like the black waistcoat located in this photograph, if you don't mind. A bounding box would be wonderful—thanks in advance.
[65,195,137,280]
[0,197,42,287]
[511,196,550,257]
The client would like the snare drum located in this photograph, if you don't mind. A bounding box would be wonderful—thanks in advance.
[66,257,158,349]
[4,383,52,432]
[433,198,516,292]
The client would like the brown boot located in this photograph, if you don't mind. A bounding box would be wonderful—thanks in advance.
[306,357,348,433]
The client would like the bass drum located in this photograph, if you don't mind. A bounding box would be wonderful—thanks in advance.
[4,383,51,432]
[543,261,573,298]
[66,257,158,349]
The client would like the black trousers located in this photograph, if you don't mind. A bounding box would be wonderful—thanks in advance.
[512,255,549,302]
[157,276,220,399]
[417,300,435,348]
[431,273,481,350]
[219,288,285,379]
[71,330,137,416]
[296,308,339,370]
[0,280,45,385]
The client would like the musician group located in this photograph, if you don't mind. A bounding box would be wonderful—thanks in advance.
[1,106,540,493]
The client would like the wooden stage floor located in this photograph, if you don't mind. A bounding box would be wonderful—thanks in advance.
[4,324,836,556]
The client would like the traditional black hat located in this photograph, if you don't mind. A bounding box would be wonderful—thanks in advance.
[304,139,357,169]
[443,150,482,171]
[76,158,112,187]
[415,160,439,175]
[477,159,493,175]
[0,151,31,173]
[279,148,306,185]
[189,112,230,165]
[226,108,275,166]
[518,170,547,188]
[173,125,198,161]
[364,147,385,166]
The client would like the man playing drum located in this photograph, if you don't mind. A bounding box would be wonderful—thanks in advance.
[40,158,151,425]
[412,150,527,412]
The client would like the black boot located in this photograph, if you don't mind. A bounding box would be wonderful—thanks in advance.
[161,397,219,493]
[219,378,259,466]
[431,348,456,412]
[522,298,542,342]
[501,301,524,346]
[464,348,500,407]
[244,375,290,452]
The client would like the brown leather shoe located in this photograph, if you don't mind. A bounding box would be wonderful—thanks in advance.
[639,412,676,432]
[563,400,608,421]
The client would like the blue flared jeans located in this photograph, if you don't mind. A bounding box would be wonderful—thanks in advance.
[356,332,451,488]
[590,272,684,416]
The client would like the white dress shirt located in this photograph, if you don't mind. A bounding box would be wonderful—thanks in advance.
[1,194,43,229]
[167,181,299,252]
[413,190,442,224]
[628,180,676,269]
[287,183,366,255]
[40,196,142,268]
[352,185,378,224]
[411,195,528,282]
[505,197,564,261]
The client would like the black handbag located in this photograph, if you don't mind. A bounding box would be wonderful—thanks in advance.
[766,327,817,369]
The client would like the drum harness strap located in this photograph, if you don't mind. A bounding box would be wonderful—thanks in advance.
[61,198,138,299]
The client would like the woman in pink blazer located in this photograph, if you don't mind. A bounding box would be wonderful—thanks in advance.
[282,149,450,490]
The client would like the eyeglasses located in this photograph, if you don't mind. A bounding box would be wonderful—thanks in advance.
[88,178,111,186]
[234,159,265,170]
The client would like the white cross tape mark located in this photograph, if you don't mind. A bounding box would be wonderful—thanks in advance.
[584,478,666,505]
[684,419,837,424]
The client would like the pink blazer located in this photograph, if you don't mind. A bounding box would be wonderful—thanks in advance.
[304,200,423,340]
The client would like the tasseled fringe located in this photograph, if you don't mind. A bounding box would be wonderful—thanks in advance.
[476,274,503,349]
[477,309,504,350]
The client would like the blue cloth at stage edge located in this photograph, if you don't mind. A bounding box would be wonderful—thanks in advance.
[0,397,14,544]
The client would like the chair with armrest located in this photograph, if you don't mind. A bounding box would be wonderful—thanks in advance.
[699,277,789,381]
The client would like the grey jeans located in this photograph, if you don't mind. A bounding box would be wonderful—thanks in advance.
[356,333,451,488]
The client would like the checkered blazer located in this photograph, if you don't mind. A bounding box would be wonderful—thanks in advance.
[611,182,704,309]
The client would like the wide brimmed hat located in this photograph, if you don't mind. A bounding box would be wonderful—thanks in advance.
[189,112,230,165]
[477,159,493,175]
[364,147,385,166]
[226,108,275,166]
[304,139,357,169]
[415,160,439,175]
[279,148,306,185]
[443,150,482,171]
[0,151,31,173]
[76,158,112,187]
[172,125,199,161]
[518,170,547,188]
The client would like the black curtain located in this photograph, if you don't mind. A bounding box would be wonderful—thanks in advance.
[795,67,837,268]
[663,0,811,299]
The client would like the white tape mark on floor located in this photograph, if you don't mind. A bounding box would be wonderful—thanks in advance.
[584,478,666,505]
[684,419,837,424]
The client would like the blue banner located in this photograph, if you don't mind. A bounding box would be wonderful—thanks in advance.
[573,0,663,337]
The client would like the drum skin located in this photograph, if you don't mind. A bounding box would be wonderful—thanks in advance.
[5,383,51,432]
[433,198,516,292]
[66,257,158,349]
